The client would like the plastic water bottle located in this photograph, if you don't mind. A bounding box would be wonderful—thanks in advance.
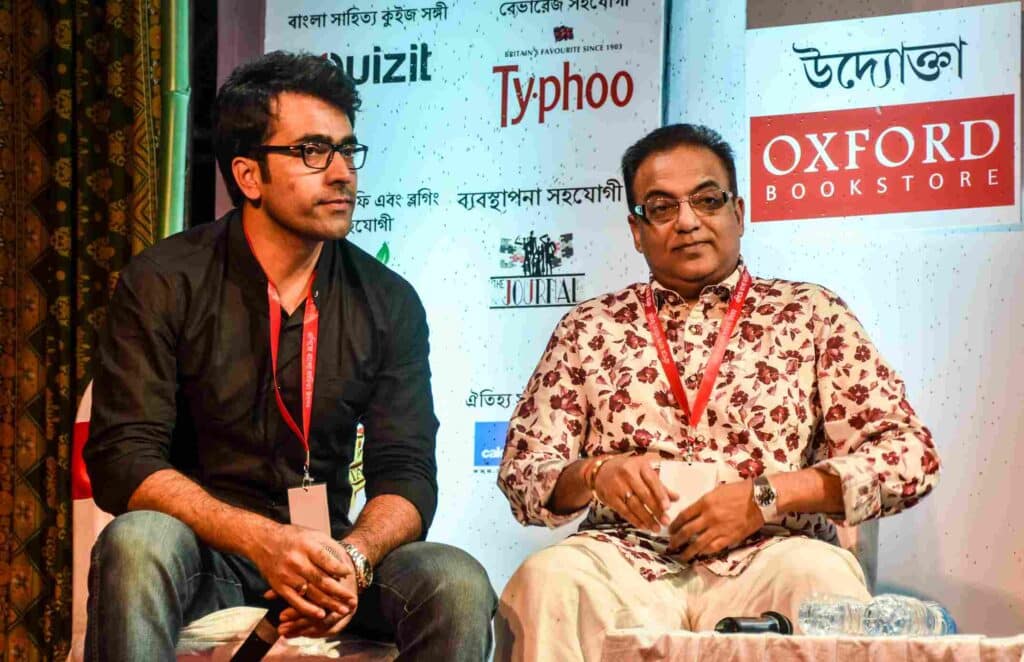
[860,594,957,636]
[797,593,865,635]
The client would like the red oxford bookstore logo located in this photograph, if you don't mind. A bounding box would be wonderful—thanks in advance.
[749,95,1015,221]
[492,61,634,127]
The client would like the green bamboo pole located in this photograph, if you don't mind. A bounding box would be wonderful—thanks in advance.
[157,0,190,239]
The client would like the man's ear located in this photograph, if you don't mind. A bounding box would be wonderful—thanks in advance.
[231,156,264,204]
[733,195,745,238]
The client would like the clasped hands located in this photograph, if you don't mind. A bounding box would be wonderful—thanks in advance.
[590,454,765,562]
[251,524,360,639]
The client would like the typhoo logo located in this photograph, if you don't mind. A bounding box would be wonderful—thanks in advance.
[325,44,433,85]
[492,61,634,127]
[490,231,583,310]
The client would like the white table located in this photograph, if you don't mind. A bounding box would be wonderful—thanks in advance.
[601,628,1024,661]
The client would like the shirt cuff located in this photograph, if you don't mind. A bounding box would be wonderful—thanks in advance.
[813,456,881,526]
[517,458,588,528]
[89,456,172,516]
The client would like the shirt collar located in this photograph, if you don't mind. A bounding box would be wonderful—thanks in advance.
[226,208,337,313]
[649,256,746,309]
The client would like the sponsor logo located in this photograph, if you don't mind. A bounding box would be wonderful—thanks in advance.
[492,61,634,127]
[491,231,583,309]
[474,421,509,471]
[750,95,1015,221]
[325,44,433,85]
[554,25,575,42]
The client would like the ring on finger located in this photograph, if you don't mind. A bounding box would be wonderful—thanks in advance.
[297,581,309,596]
[623,490,633,502]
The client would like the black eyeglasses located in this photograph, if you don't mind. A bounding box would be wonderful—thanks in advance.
[254,141,369,170]
[633,188,734,225]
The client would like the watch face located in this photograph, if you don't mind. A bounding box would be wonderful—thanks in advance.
[756,484,775,507]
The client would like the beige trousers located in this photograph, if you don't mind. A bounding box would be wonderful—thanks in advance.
[495,535,870,662]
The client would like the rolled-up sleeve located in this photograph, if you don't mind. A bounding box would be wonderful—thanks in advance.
[362,284,439,535]
[811,288,941,526]
[498,312,590,528]
[84,256,181,516]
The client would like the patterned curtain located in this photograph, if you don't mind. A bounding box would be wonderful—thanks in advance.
[0,1,161,659]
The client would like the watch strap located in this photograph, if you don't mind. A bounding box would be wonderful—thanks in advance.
[340,541,373,592]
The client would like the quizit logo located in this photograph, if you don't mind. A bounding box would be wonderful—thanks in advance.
[325,44,433,85]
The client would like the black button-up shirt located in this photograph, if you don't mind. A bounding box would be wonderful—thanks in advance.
[84,210,439,537]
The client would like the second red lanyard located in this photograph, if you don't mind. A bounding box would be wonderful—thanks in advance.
[642,269,752,442]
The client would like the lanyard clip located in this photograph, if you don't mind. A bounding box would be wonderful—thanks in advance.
[684,436,696,464]
[685,434,706,464]
[302,456,313,491]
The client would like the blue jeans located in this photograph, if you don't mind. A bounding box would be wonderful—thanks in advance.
[85,511,497,661]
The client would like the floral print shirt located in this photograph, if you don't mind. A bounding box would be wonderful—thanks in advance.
[497,261,940,579]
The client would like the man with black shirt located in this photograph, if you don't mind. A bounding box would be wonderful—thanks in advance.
[84,51,495,661]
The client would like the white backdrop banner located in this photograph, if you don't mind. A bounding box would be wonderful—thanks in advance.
[745,2,1021,229]
[265,0,665,588]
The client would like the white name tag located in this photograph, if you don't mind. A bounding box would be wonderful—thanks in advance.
[288,482,331,534]
[658,461,719,538]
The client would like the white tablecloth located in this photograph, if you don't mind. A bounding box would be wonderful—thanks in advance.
[600,628,1024,661]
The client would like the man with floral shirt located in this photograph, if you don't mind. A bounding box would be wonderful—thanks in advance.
[495,124,940,661]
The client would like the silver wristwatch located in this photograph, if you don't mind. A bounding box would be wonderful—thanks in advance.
[340,542,374,592]
[752,474,779,523]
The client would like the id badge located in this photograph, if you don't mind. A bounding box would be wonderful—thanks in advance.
[657,460,719,538]
[288,482,331,534]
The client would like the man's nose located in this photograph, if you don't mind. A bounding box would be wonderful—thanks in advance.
[672,201,701,232]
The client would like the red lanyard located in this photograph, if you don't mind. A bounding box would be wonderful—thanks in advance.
[642,269,752,452]
[244,223,320,485]
[267,278,319,485]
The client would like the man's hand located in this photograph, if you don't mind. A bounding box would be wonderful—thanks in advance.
[249,524,358,626]
[593,454,677,532]
[271,546,359,639]
[667,479,763,561]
